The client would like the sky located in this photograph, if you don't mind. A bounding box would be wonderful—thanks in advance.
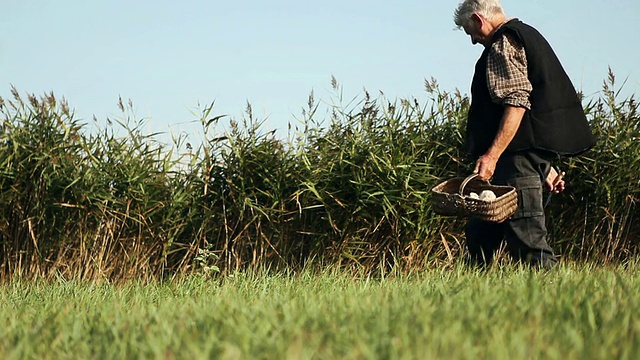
[1,1,639,145]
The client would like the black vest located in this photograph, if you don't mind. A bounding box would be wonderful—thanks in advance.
[466,19,595,158]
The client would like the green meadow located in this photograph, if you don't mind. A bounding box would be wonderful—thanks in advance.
[2,263,639,359]
[0,71,639,358]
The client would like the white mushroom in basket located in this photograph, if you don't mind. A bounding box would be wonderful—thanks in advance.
[479,190,496,201]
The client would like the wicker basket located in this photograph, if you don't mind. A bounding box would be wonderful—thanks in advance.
[431,174,517,223]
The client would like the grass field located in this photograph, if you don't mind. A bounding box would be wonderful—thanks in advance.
[0,76,638,359]
[1,261,639,359]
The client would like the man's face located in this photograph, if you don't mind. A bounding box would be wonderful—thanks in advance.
[462,14,491,47]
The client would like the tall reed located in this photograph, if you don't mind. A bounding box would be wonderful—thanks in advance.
[548,69,640,261]
[0,70,637,280]
[0,90,192,280]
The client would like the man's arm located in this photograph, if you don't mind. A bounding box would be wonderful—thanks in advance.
[474,105,525,180]
[475,32,530,180]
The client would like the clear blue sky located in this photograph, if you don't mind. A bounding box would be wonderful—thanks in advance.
[2,1,638,144]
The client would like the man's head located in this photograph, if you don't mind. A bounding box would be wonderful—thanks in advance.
[453,0,507,47]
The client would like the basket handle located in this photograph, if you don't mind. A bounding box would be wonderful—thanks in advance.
[459,173,486,195]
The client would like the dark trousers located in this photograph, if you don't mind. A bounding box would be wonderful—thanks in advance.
[465,151,557,267]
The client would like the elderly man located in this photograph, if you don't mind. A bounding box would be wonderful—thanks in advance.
[453,0,594,268]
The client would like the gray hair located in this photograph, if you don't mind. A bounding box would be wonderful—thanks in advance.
[453,0,505,29]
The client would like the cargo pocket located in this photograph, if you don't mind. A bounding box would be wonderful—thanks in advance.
[508,176,544,219]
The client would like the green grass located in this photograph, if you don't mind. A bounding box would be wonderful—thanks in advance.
[1,263,639,359]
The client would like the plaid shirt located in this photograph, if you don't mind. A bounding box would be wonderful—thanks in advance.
[487,32,532,109]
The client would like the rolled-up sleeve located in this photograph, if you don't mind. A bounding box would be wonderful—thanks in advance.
[487,33,532,109]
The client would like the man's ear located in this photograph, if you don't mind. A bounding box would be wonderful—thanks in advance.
[470,13,483,27]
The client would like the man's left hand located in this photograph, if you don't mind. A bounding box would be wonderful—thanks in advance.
[474,153,499,181]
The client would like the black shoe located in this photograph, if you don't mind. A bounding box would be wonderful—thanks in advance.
[528,252,558,270]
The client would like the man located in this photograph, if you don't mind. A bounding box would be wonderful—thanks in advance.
[453,0,594,268]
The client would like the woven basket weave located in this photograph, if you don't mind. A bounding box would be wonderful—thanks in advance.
[431,174,517,223]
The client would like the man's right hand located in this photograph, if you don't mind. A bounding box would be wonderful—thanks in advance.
[545,166,565,193]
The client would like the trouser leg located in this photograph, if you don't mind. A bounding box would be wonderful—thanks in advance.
[465,217,504,266]
[493,152,557,268]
